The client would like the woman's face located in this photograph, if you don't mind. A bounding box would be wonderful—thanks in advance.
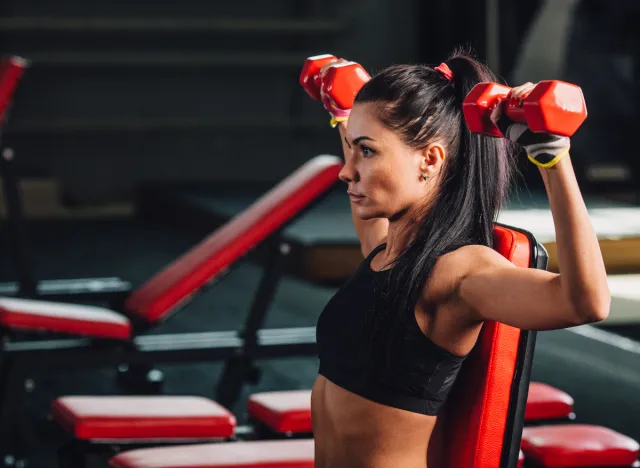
[340,102,443,221]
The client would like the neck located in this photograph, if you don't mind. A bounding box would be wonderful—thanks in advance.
[382,190,436,265]
[382,211,420,266]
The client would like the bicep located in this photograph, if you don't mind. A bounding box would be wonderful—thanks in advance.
[459,252,582,331]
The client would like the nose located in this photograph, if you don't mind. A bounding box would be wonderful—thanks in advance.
[339,159,358,184]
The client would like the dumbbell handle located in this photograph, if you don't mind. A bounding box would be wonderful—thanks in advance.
[503,94,528,122]
[471,82,528,122]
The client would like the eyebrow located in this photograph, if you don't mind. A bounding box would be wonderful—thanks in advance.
[346,136,375,148]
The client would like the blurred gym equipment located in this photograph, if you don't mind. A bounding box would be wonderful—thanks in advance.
[0,56,131,302]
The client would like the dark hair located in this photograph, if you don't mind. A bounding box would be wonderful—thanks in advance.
[354,48,517,372]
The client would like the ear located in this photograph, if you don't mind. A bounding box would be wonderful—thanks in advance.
[420,142,447,176]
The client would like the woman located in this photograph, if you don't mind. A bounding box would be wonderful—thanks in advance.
[310,50,610,467]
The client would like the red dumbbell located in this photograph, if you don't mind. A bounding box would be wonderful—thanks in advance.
[0,56,28,120]
[463,80,587,137]
[320,61,370,111]
[299,54,338,101]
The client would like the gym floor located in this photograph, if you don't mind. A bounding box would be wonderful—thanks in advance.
[1,218,640,467]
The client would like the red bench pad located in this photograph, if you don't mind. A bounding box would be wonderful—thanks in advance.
[525,382,574,422]
[125,155,342,324]
[522,424,640,467]
[0,297,131,340]
[108,440,315,468]
[428,225,533,468]
[248,391,312,433]
[52,396,236,440]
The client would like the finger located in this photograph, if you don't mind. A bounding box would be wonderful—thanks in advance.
[510,82,535,99]
[489,98,504,124]
[489,98,513,136]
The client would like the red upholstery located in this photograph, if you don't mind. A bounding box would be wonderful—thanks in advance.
[108,440,314,468]
[492,224,532,266]
[428,225,533,468]
[247,391,312,434]
[125,155,342,324]
[0,298,131,340]
[52,396,236,440]
[522,424,640,467]
[0,56,26,116]
[525,382,574,422]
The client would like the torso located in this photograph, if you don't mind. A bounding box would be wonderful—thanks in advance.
[312,245,484,468]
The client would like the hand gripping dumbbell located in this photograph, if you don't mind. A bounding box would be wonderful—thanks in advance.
[462,80,587,137]
[299,54,370,111]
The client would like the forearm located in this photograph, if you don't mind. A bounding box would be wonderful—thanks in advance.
[337,122,350,160]
[539,155,610,319]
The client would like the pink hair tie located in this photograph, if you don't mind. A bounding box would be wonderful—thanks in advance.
[434,62,453,81]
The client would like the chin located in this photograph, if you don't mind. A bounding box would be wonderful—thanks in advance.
[353,205,387,221]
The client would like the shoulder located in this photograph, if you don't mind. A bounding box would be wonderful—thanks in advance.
[424,244,513,301]
[444,244,514,269]
[435,244,513,276]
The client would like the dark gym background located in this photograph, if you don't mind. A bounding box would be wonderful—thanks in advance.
[2,0,638,203]
[1,0,640,466]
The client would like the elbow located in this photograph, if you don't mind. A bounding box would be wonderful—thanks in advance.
[572,290,611,325]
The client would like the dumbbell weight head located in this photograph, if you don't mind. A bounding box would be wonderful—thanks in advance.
[462,82,512,137]
[299,54,338,101]
[320,61,371,111]
[510,80,587,137]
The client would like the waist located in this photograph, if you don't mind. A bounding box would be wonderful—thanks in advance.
[313,375,434,468]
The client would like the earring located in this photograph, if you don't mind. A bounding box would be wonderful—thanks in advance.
[421,173,429,181]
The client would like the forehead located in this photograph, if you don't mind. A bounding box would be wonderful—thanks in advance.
[346,102,387,140]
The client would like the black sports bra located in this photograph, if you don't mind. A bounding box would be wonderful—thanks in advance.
[316,244,467,415]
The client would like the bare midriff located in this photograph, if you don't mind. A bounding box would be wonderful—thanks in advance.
[312,375,437,468]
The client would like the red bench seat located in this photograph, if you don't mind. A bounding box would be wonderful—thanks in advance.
[521,424,640,467]
[0,298,131,340]
[52,396,236,441]
[108,440,314,468]
[525,382,575,422]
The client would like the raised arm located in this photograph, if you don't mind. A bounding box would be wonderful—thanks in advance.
[458,82,609,330]
[309,56,388,257]
[459,155,609,330]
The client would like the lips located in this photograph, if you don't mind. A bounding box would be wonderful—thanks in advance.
[347,191,365,203]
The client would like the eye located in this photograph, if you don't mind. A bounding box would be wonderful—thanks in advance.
[360,144,376,157]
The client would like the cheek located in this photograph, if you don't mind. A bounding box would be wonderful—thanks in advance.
[380,156,425,206]
[367,161,409,203]
[359,151,420,204]
[361,159,396,193]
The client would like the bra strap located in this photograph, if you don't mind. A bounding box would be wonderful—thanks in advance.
[367,243,387,266]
